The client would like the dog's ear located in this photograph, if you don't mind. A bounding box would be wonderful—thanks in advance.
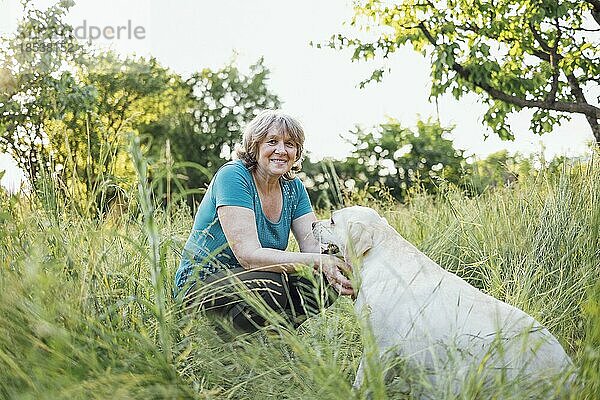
[344,221,373,264]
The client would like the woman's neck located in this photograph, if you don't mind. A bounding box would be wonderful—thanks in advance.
[252,168,280,194]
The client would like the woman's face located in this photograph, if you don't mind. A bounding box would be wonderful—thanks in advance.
[255,129,298,179]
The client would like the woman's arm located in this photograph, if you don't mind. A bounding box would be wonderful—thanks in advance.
[217,205,353,294]
[291,212,320,253]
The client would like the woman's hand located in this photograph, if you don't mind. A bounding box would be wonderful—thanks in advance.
[318,255,354,296]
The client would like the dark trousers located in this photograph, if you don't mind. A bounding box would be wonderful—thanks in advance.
[184,267,338,333]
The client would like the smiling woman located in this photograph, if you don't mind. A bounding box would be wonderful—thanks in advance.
[175,109,354,334]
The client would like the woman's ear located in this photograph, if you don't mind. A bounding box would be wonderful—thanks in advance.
[343,221,373,264]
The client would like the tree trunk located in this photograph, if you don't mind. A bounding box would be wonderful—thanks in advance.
[585,113,600,146]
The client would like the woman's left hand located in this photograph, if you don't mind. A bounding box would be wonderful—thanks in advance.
[319,255,354,296]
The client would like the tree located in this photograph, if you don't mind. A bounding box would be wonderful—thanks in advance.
[468,150,519,193]
[345,118,467,201]
[142,58,280,206]
[0,1,281,214]
[0,0,181,215]
[52,52,180,213]
[0,0,93,184]
[301,119,467,205]
[329,0,600,144]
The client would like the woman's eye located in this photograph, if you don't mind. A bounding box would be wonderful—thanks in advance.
[285,142,295,148]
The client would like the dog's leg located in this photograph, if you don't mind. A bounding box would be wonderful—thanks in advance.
[353,356,365,389]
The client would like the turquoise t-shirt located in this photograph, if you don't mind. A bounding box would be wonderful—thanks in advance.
[175,159,313,292]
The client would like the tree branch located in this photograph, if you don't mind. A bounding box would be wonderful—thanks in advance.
[559,25,600,32]
[585,0,600,26]
[417,22,600,119]
[455,62,599,117]
[418,21,437,46]
[545,19,562,103]
[587,0,600,8]
[547,52,559,104]
[566,72,600,143]
[529,23,552,54]
[460,21,553,64]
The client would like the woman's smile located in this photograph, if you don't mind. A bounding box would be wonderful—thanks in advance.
[270,157,288,165]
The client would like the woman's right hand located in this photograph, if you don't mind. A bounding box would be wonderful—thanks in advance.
[318,255,354,296]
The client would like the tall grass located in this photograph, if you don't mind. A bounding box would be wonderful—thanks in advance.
[0,153,598,399]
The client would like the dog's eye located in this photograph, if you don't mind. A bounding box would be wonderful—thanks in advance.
[330,217,335,225]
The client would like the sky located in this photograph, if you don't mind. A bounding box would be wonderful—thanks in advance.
[0,0,597,191]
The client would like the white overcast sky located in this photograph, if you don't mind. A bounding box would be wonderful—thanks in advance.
[0,0,597,190]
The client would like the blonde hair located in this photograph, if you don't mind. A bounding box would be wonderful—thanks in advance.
[237,109,305,180]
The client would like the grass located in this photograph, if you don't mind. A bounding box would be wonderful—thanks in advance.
[0,152,599,399]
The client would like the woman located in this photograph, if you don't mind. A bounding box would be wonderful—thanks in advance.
[175,109,353,333]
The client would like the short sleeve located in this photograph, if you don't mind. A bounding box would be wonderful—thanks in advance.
[292,178,313,220]
[211,163,254,210]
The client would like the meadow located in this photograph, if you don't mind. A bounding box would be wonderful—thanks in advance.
[0,154,599,399]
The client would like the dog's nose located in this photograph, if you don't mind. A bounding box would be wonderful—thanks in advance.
[311,221,317,229]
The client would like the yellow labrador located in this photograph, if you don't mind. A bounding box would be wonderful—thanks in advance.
[313,206,572,392]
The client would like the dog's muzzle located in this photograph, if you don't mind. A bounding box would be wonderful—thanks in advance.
[321,243,341,255]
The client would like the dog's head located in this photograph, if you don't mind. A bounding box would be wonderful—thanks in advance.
[312,206,388,266]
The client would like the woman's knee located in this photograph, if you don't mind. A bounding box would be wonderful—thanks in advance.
[192,268,290,314]
[183,268,306,332]
[288,273,338,316]
[235,269,289,312]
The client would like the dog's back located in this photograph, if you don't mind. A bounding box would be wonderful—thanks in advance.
[311,205,573,393]
[356,227,573,390]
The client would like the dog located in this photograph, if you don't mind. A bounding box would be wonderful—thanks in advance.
[312,206,573,394]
